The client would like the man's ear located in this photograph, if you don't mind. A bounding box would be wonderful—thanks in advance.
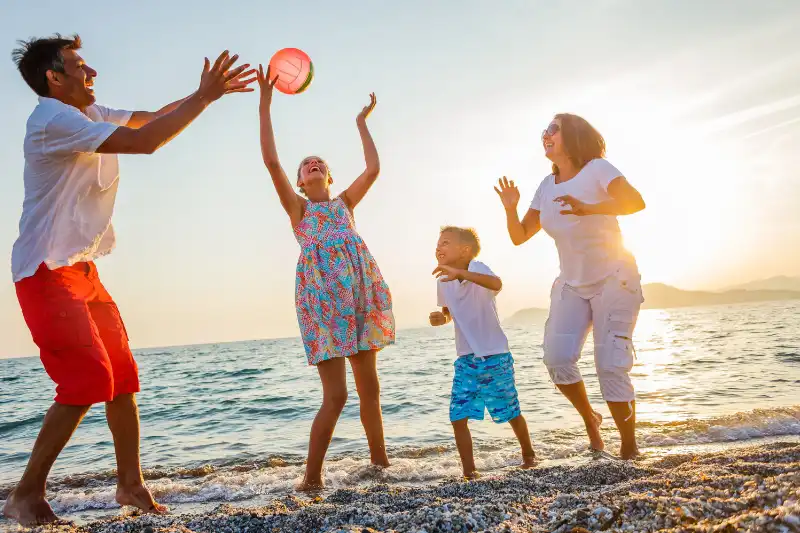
[46,69,63,89]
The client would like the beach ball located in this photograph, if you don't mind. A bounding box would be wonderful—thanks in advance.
[268,48,314,95]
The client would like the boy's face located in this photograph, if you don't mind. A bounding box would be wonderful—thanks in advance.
[436,232,470,266]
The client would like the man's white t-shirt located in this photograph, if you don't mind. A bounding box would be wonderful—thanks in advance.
[437,260,510,358]
[530,158,634,289]
[11,97,132,282]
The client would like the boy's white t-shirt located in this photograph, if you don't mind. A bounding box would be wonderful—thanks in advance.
[437,260,510,358]
[530,158,633,288]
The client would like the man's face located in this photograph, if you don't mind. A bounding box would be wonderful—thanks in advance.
[49,49,97,109]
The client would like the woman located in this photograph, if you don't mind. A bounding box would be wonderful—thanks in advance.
[495,113,646,459]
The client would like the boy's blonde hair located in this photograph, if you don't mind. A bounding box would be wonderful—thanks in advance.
[440,226,481,259]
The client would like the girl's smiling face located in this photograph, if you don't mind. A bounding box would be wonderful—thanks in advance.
[297,156,331,190]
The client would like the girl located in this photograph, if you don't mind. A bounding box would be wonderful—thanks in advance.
[495,113,646,459]
[257,66,395,489]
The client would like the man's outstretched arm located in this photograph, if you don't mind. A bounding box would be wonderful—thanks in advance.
[98,50,255,154]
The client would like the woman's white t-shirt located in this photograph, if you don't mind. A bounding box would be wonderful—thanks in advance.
[530,158,634,288]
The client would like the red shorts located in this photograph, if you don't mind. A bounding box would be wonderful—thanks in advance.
[15,262,139,405]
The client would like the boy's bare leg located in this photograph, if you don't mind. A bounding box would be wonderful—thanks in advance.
[451,418,478,478]
[508,414,536,468]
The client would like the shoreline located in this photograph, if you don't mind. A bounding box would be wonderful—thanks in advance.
[8,439,799,533]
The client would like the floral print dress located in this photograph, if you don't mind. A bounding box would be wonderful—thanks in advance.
[294,197,395,365]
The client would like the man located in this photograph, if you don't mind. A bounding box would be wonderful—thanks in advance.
[3,34,255,527]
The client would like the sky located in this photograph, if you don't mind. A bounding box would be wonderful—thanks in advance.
[1,0,799,358]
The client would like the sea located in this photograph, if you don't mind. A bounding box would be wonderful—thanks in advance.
[1,300,798,525]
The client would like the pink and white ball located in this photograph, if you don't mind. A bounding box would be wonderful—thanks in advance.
[268,48,314,95]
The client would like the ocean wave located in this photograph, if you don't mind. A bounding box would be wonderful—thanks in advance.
[776,351,800,362]
[636,405,800,447]
[0,414,43,435]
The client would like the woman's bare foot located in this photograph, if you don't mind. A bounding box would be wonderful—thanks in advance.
[620,443,641,460]
[520,454,537,469]
[463,470,481,480]
[586,410,604,451]
[2,489,59,527]
[115,484,167,515]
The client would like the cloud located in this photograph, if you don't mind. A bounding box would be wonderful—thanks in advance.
[742,115,800,139]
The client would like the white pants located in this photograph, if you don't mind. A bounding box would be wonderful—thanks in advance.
[542,267,644,403]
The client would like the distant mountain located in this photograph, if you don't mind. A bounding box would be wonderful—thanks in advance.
[724,276,800,293]
[642,283,800,309]
[504,307,548,326]
[505,282,800,322]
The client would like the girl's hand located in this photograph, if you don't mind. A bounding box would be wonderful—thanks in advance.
[356,93,377,125]
[433,264,464,283]
[257,64,279,106]
[555,195,594,216]
[494,176,520,211]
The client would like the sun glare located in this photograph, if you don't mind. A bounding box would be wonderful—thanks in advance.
[576,90,752,288]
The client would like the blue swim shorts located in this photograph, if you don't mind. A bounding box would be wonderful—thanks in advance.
[450,352,521,424]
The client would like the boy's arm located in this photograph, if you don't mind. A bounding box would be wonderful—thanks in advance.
[433,265,503,292]
[429,307,452,326]
[461,270,502,292]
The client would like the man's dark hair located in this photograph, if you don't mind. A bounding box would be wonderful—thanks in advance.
[11,34,82,96]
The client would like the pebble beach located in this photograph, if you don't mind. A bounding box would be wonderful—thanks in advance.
[11,439,799,533]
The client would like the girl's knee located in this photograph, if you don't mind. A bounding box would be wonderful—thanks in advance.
[357,380,380,401]
[324,390,348,412]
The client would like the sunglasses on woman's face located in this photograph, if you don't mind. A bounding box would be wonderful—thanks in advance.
[542,123,560,139]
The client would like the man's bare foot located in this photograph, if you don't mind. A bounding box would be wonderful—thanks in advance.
[296,479,325,492]
[462,470,480,480]
[115,484,167,515]
[586,410,604,451]
[2,489,59,526]
[520,454,537,469]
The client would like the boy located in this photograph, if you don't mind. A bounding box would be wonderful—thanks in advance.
[430,226,536,479]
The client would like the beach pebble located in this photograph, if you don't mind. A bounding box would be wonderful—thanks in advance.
[14,441,800,533]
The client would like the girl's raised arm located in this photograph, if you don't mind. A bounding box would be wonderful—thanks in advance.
[258,65,304,226]
[342,93,380,210]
